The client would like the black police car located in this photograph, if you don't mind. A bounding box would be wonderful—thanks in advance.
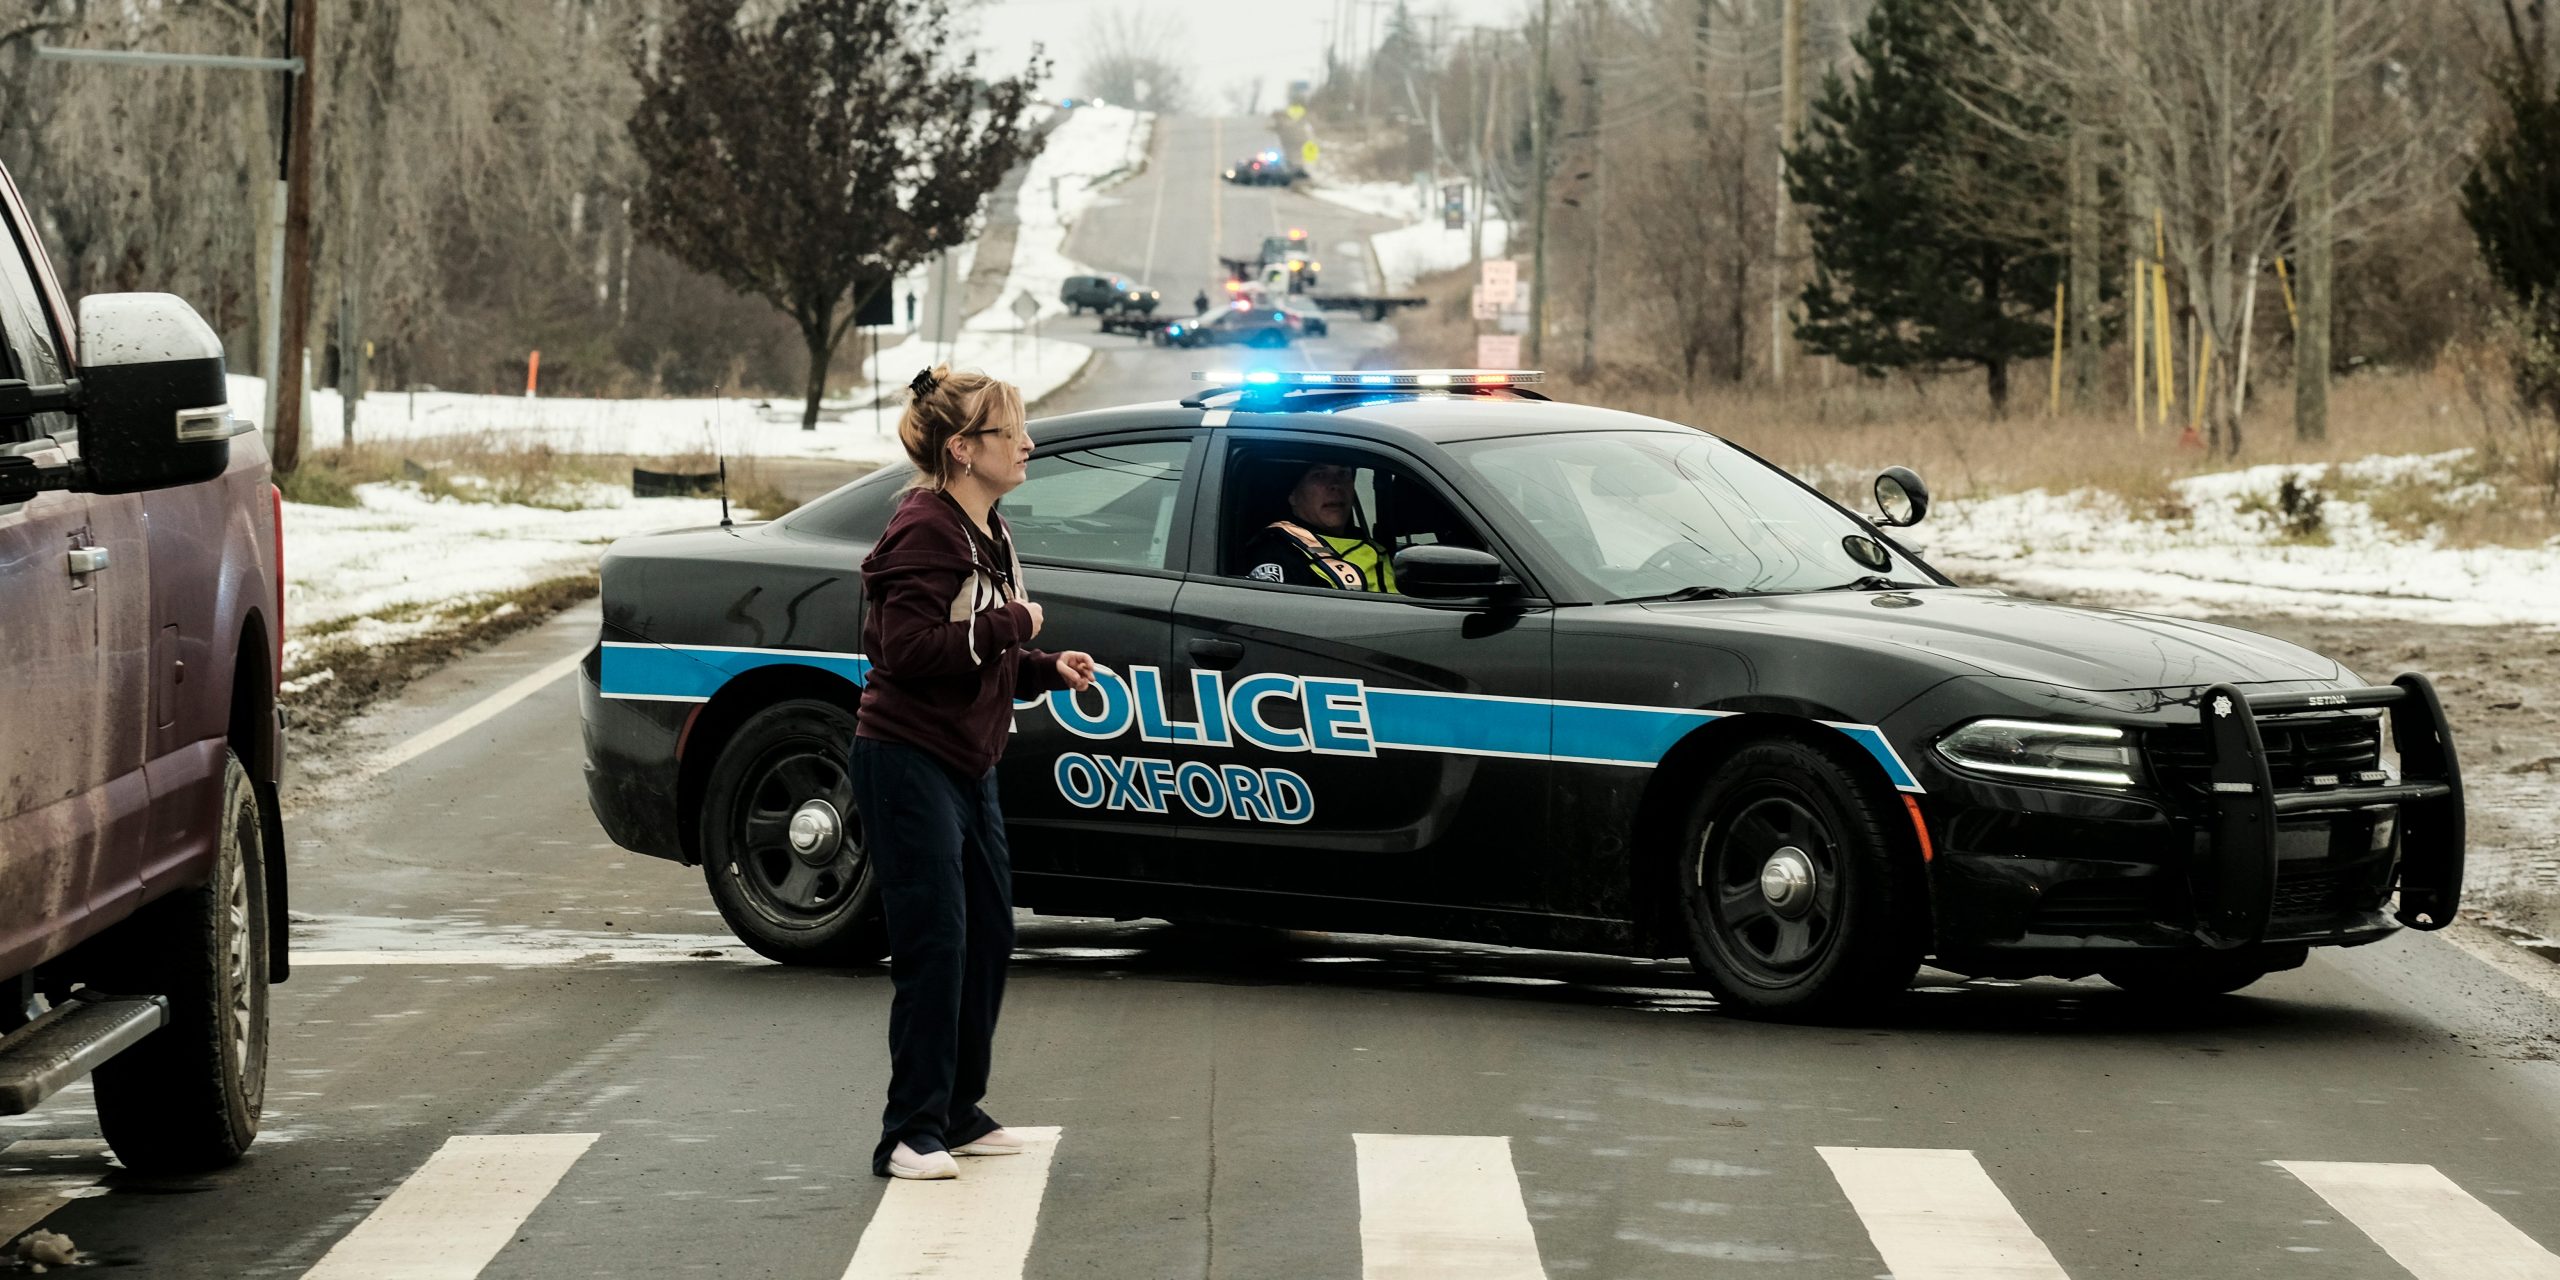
[578,370,2464,1018]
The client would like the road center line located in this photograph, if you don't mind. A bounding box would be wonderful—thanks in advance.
[300,1132,597,1280]
[2279,1160,2560,1279]
[842,1125,1062,1280]
[0,1139,112,1246]
[1817,1146,2072,1280]
[358,648,586,781]
[1355,1133,1547,1280]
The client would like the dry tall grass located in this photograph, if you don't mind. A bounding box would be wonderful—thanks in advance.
[1388,272,2555,547]
[279,429,805,517]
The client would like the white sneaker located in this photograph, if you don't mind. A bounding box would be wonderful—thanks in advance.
[887,1142,959,1179]
[952,1128,1024,1156]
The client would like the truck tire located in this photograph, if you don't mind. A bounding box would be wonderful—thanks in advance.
[700,699,889,966]
[1673,736,1926,1021]
[92,749,270,1173]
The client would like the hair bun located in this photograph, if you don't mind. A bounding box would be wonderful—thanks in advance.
[908,367,943,399]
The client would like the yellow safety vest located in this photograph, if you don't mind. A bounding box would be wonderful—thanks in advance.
[1267,521,1398,593]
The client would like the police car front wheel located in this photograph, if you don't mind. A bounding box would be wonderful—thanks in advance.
[1674,737,1927,1019]
[700,699,888,966]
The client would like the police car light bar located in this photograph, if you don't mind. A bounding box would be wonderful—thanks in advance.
[1190,369,1545,390]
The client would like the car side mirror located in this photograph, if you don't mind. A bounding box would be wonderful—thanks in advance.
[74,292,236,495]
[1874,466,1929,528]
[1395,544,1517,601]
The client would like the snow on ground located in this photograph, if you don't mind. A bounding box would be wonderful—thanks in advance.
[1911,450,2560,628]
[279,482,731,675]
[1371,217,1510,292]
[235,107,1151,466]
[1305,178,1431,222]
[964,105,1154,331]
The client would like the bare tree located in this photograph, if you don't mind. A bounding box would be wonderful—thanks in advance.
[1082,5,1188,113]
[1974,0,2451,453]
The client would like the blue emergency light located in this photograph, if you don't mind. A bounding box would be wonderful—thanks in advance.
[1190,369,1544,389]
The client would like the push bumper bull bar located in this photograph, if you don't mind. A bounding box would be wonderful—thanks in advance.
[2192,674,2464,949]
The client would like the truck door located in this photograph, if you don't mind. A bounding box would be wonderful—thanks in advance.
[0,431,113,981]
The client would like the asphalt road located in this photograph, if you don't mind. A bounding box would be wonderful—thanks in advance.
[1034,114,1409,416]
[10,118,2560,1279]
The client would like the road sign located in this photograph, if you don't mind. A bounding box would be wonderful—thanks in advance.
[1470,288,1500,321]
[1479,259,1518,305]
[1442,183,1467,231]
[1286,103,1306,121]
[1475,334,1522,368]
[1496,284,1532,334]
[1301,139,1320,166]
[1011,291,1041,325]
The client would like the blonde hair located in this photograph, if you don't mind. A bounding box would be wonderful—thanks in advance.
[898,365,1024,489]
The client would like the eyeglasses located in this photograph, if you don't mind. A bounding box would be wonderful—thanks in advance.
[964,424,1029,444]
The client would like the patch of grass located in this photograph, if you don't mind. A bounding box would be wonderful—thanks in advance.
[283,574,600,736]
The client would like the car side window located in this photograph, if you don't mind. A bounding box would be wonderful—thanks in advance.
[1003,439,1188,570]
[783,467,912,542]
[1219,442,1489,589]
[0,207,66,446]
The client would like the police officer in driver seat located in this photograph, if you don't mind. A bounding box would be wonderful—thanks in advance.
[1237,462,1399,593]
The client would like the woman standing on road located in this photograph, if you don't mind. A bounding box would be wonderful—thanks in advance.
[854,366,1096,1180]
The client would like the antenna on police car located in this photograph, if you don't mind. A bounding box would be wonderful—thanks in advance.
[717,456,732,529]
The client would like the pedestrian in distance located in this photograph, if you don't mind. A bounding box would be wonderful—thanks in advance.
[1194,288,1211,315]
[905,291,919,332]
[854,366,1098,1180]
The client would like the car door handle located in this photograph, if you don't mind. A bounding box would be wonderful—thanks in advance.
[1186,638,1244,670]
[67,546,109,575]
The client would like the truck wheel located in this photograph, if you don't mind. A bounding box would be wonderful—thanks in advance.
[701,699,887,965]
[2101,946,2305,998]
[92,749,270,1173]
[1674,737,1925,1020]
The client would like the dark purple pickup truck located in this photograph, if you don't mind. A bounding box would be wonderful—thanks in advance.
[0,159,285,1171]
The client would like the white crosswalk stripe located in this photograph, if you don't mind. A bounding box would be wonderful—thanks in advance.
[1817,1146,2073,1280]
[841,1126,1064,1280]
[1355,1133,1548,1280]
[298,1132,597,1280]
[0,1139,112,1246]
[2280,1160,2560,1280]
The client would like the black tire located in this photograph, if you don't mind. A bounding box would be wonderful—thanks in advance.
[1673,736,1927,1020]
[92,749,270,1173]
[700,699,888,965]
[2101,946,2304,998]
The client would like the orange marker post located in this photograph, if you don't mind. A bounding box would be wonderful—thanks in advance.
[525,349,542,399]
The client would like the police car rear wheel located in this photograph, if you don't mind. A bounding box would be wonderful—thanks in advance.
[1675,738,1925,1019]
[701,700,887,965]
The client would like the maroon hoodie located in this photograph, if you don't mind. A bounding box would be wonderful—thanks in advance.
[856,486,1067,778]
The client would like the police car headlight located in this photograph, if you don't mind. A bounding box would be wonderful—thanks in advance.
[1935,719,2137,786]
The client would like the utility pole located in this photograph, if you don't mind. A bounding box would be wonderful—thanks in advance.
[1528,0,1553,366]
[1772,0,1803,388]
[272,0,318,474]
[1472,31,1497,265]
[2295,0,2334,442]
[1579,2,1606,380]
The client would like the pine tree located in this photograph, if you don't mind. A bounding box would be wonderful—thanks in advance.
[1784,0,2061,412]
[2460,8,2560,421]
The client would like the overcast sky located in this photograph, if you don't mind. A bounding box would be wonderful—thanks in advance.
[961,0,1535,115]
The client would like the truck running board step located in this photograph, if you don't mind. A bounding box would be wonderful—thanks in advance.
[0,993,169,1115]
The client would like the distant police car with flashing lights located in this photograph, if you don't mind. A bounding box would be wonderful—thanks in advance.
[577,369,2465,1018]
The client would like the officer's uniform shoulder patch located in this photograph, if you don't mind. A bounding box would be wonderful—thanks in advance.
[1249,563,1286,583]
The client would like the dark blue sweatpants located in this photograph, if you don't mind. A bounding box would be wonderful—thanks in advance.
[850,736,1013,1175]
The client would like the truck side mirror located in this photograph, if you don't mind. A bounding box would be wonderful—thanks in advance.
[73,293,236,495]
[1874,466,1930,528]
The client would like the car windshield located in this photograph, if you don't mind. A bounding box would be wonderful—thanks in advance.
[1448,429,1925,601]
